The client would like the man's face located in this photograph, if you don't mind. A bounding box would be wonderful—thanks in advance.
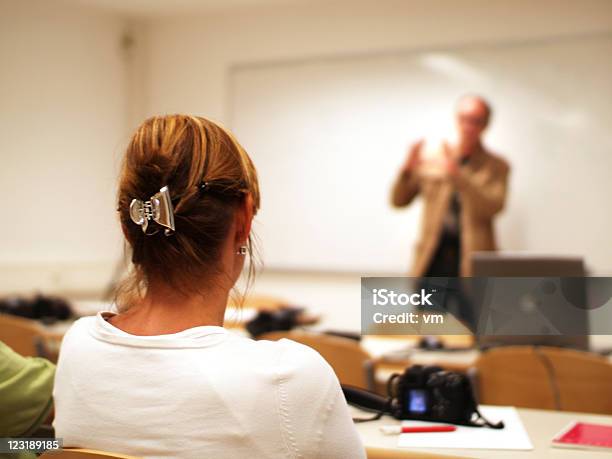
[455,97,489,147]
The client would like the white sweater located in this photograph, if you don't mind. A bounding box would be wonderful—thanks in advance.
[53,313,366,459]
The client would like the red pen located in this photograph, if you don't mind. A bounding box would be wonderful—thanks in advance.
[380,425,457,435]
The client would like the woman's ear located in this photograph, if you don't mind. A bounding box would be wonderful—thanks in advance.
[235,193,254,244]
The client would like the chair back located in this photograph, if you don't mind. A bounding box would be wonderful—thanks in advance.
[259,330,375,390]
[0,313,46,357]
[475,346,557,409]
[543,346,612,414]
[474,345,612,414]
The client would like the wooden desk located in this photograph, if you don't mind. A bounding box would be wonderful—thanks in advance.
[354,406,612,458]
[361,336,477,391]
[362,336,612,390]
[373,350,479,390]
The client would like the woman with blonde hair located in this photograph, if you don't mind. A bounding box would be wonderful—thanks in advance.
[53,115,365,458]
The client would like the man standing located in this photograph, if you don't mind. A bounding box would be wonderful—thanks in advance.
[391,95,510,278]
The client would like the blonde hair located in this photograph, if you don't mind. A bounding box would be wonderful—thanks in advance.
[115,115,260,310]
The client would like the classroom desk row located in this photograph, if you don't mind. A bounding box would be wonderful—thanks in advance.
[11,304,612,458]
[360,334,612,388]
[355,405,612,458]
[43,304,612,385]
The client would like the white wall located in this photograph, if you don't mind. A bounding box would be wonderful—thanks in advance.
[0,0,130,294]
[230,36,612,274]
[141,0,612,121]
[2,0,611,331]
[132,0,612,329]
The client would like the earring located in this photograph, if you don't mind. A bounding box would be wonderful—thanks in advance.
[237,245,247,256]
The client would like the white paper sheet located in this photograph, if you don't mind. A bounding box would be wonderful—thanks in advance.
[397,406,533,450]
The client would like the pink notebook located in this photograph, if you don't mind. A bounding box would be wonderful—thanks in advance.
[552,421,612,451]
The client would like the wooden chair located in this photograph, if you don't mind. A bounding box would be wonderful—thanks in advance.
[473,346,557,409]
[259,330,376,390]
[473,345,612,414]
[0,313,47,357]
[542,346,612,414]
[40,449,141,458]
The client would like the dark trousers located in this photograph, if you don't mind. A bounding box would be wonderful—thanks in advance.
[420,232,476,332]
[424,231,460,278]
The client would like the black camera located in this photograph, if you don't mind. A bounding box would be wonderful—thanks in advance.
[387,365,503,428]
[342,364,503,428]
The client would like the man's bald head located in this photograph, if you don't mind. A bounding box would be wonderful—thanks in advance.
[455,94,492,150]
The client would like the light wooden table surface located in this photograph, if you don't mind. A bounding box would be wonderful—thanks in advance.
[354,405,612,458]
[361,335,612,388]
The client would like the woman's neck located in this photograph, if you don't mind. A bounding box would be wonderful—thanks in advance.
[110,282,230,336]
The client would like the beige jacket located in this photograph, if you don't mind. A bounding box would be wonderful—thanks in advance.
[391,148,510,276]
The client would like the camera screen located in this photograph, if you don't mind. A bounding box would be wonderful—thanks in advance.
[408,389,427,414]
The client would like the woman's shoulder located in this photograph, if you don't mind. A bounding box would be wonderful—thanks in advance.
[279,337,333,369]
[62,315,96,339]
[251,338,358,457]
[252,336,338,387]
[253,334,326,360]
[55,316,99,359]
[66,314,101,335]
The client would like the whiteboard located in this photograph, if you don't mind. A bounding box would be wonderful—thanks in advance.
[230,35,612,274]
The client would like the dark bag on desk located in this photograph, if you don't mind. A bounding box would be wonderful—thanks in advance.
[0,294,72,324]
[246,307,302,338]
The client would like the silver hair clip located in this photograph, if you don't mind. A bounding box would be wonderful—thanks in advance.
[129,186,175,236]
